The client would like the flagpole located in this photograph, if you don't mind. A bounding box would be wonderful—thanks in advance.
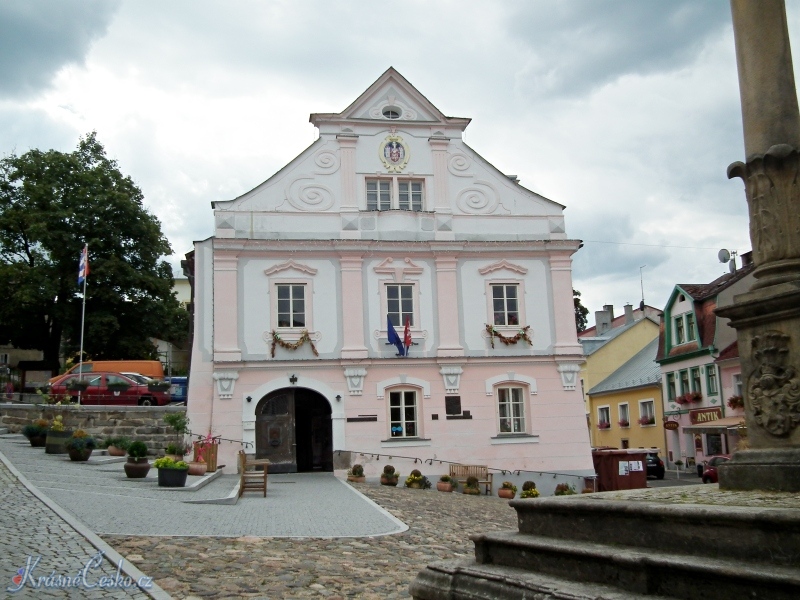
[77,244,88,406]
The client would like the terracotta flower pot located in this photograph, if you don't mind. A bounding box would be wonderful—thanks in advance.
[463,487,481,495]
[187,461,207,476]
[380,475,398,486]
[436,482,453,493]
[498,488,515,499]
[107,445,127,457]
[407,482,422,489]
[347,476,366,483]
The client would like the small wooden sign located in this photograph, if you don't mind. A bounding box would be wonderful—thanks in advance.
[664,420,679,430]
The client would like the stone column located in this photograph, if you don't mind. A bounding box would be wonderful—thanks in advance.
[212,249,241,362]
[434,253,464,357]
[339,253,368,359]
[717,0,800,492]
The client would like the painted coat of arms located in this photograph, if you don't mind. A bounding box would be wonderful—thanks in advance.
[379,134,410,172]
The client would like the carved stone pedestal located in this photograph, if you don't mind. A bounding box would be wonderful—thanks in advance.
[716,283,800,492]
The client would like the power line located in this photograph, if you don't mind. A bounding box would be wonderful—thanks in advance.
[581,240,724,250]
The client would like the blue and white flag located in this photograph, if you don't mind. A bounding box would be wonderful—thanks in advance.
[387,316,405,356]
[78,244,89,285]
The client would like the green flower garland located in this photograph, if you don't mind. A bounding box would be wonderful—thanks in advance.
[270,329,319,358]
[485,324,532,349]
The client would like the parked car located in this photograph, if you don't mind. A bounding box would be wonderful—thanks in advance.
[121,372,154,385]
[701,455,731,483]
[48,360,164,383]
[49,372,171,406]
[646,452,665,479]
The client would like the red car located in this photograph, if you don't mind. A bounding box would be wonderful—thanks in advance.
[701,455,731,483]
[49,372,171,406]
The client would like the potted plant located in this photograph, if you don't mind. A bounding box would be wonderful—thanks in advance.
[498,481,517,499]
[436,475,457,493]
[554,483,577,496]
[124,441,151,478]
[463,476,481,495]
[65,430,97,461]
[45,415,73,454]
[618,419,630,428]
[164,412,189,459]
[727,395,744,410]
[153,456,189,487]
[597,421,610,429]
[405,469,431,489]
[22,419,50,447]
[107,381,130,393]
[192,433,219,472]
[103,437,131,456]
[380,464,399,486]
[638,416,656,426]
[347,464,365,483]
[186,458,208,476]
[520,481,540,498]
[147,380,171,392]
[66,379,89,392]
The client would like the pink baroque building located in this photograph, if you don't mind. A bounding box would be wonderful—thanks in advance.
[187,68,592,479]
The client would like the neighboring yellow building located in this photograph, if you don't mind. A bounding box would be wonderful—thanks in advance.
[578,304,660,446]
[587,338,666,452]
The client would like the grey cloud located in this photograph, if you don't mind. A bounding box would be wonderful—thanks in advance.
[508,1,731,98]
[0,1,119,98]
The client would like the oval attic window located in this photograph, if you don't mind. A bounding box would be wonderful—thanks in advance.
[382,107,401,119]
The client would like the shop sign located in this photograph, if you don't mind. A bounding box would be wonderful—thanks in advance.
[689,407,722,425]
[664,420,679,431]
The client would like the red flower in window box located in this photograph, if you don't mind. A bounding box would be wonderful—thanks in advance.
[597,421,611,430]
[638,416,656,426]
[618,419,630,427]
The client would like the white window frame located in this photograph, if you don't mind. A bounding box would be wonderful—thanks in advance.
[385,283,415,328]
[639,399,655,426]
[365,177,426,211]
[496,385,527,435]
[733,373,743,397]
[690,367,702,393]
[618,403,630,427]
[0,353,9,365]
[270,278,313,340]
[597,406,610,428]
[485,279,526,331]
[379,280,421,338]
[387,387,420,438]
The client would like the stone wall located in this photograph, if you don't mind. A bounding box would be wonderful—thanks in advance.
[0,404,187,456]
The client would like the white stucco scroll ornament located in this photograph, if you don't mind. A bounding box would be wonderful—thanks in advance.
[379,133,410,172]
[344,368,367,396]
[439,366,463,394]
[213,371,239,400]
[556,363,582,391]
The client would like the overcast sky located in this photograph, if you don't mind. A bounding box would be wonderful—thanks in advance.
[2,1,799,325]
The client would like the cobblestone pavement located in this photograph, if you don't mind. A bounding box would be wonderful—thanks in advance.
[588,482,800,508]
[106,483,519,599]
[0,458,151,599]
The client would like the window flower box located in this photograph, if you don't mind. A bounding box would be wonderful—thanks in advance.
[597,421,611,430]
[727,395,744,410]
[638,416,656,426]
[618,419,630,428]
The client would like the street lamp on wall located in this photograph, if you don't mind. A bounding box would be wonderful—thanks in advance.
[289,374,298,385]
[246,396,252,403]
[335,395,341,402]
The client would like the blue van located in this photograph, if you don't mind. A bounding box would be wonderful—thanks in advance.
[166,376,187,404]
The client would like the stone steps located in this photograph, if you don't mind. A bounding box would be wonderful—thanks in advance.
[512,496,800,566]
[411,495,800,599]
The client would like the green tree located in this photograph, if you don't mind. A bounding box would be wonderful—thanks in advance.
[0,133,188,366]
[574,288,589,333]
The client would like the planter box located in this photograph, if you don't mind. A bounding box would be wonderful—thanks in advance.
[436,482,454,493]
[193,442,218,472]
[45,430,73,455]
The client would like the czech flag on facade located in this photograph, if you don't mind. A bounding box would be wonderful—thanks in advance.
[78,244,89,285]
[403,317,412,355]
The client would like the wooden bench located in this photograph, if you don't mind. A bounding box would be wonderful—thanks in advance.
[449,464,493,495]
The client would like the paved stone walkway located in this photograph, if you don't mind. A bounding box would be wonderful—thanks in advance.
[0,457,151,599]
[106,482,519,599]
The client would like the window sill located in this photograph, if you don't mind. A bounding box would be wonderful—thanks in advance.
[490,434,539,445]
[380,438,432,448]
[271,328,316,342]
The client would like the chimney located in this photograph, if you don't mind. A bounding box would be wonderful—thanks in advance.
[603,304,615,321]
[741,251,753,268]
[595,310,612,335]
[624,303,634,325]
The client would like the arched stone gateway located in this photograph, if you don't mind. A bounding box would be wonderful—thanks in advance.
[255,387,333,473]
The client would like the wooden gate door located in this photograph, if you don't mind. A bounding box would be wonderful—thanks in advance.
[255,390,296,473]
